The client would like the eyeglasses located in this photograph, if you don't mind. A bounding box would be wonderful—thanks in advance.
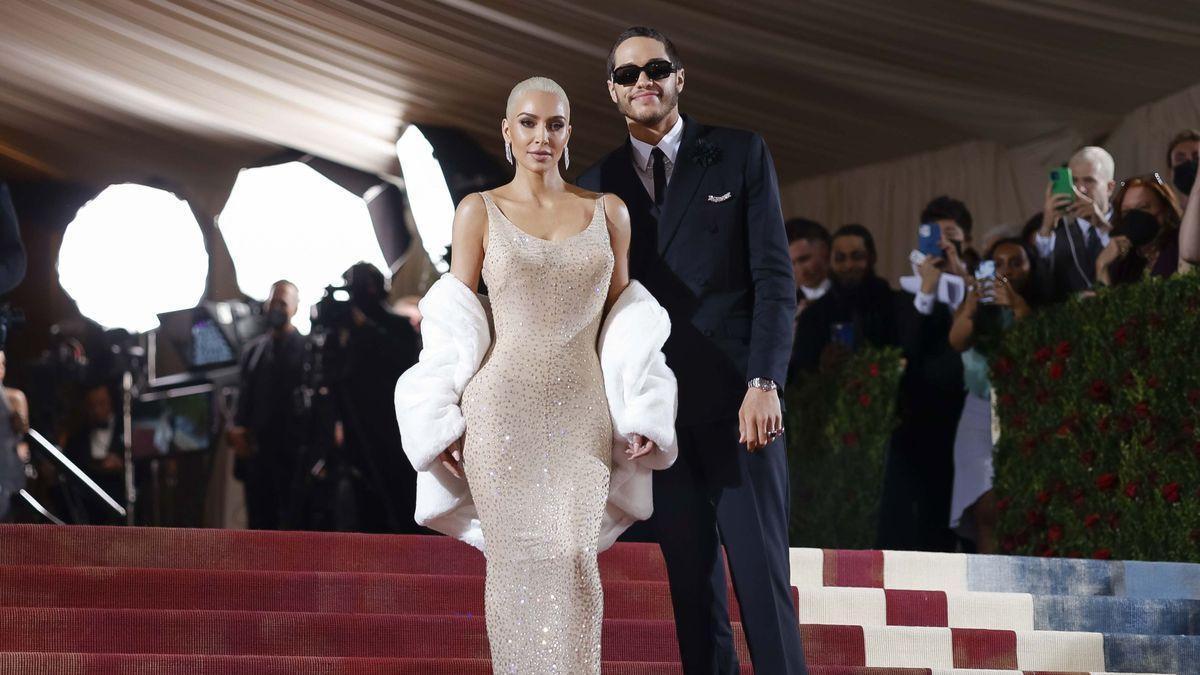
[1118,172,1165,188]
[611,59,676,86]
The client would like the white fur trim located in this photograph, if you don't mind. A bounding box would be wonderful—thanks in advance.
[395,276,677,553]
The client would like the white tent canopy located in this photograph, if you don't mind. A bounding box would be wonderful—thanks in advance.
[1,1,1198,276]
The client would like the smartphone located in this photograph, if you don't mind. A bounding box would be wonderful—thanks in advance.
[1049,167,1075,208]
[917,222,943,258]
[975,260,996,303]
[830,322,856,350]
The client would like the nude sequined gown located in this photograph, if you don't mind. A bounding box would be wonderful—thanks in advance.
[460,192,614,674]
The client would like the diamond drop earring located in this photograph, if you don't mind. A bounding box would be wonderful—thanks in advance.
[562,145,570,170]
[505,141,513,165]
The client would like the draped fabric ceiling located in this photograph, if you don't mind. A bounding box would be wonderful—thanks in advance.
[1,0,1199,276]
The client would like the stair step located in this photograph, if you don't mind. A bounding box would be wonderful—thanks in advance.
[0,564,799,621]
[0,525,666,580]
[4,607,1191,670]
[794,549,1200,598]
[0,653,1176,675]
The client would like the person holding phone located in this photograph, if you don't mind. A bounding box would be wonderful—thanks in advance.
[947,238,1040,553]
[1034,146,1116,300]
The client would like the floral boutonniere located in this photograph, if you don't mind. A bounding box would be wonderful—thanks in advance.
[690,139,722,167]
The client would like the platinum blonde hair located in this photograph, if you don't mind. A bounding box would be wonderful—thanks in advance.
[506,76,570,120]
[1070,146,1116,182]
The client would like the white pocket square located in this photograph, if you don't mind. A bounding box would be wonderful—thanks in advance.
[706,192,732,203]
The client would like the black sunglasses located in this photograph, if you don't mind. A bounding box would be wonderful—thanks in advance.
[611,59,676,86]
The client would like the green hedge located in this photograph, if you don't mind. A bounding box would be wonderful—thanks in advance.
[786,346,904,548]
[991,272,1200,561]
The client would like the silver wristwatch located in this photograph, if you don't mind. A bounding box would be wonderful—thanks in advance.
[747,377,777,392]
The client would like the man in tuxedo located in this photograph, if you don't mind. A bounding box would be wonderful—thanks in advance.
[578,26,806,675]
[1034,146,1115,301]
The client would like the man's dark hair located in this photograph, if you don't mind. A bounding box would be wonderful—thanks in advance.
[832,223,877,263]
[920,195,974,238]
[784,218,831,247]
[606,27,683,78]
[1167,129,1200,166]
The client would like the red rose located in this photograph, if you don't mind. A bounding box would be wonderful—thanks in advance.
[1088,380,1111,402]
[1034,346,1053,363]
[1083,513,1101,529]
[1117,415,1134,433]
[1095,473,1118,491]
[1001,537,1016,552]
[1107,512,1121,530]
[1025,509,1045,526]
[1079,450,1096,467]
[1092,548,1112,560]
[1114,326,1128,346]
[1036,490,1051,505]
[993,357,1013,377]
[1133,401,1151,420]
[999,393,1016,408]
[1124,481,1140,499]
[1010,413,1028,430]
[1122,370,1136,387]
[1162,482,1181,504]
[868,363,880,377]
[1140,434,1157,451]
[1021,437,1038,457]
[1055,340,1072,358]
[1146,376,1160,389]
[1071,488,1086,506]
[858,393,872,408]
[1047,525,1063,543]
[1097,416,1110,433]
[842,432,859,448]
[996,496,1011,512]
[1048,361,1065,381]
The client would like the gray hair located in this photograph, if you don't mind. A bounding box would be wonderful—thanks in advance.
[1069,146,1116,182]
[506,76,570,120]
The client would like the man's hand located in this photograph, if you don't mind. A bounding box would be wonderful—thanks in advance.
[1041,183,1072,236]
[1069,184,1111,232]
[739,387,783,452]
[918,255,943,295]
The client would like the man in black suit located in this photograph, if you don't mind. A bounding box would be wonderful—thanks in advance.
[578,26,806,675]
[1034,146,1116,301]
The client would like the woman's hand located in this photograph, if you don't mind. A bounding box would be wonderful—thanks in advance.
[992,276,1031,319]
[439,437,464,479]
[625,433,658,460]
[1095,236,1130,286]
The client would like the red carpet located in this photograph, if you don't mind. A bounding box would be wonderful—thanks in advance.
[0,525,1166,673]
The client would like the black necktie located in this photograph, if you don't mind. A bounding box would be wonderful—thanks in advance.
[1084,225,1102,261]
[651,147,666,206]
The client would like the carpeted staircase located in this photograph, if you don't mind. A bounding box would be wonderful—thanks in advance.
[0,524,1194,674]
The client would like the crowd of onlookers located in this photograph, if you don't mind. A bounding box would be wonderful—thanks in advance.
[784,129,1200,553]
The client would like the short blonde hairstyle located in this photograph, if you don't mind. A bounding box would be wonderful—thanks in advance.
[506,76,570,120]
[1070,146,1116,182]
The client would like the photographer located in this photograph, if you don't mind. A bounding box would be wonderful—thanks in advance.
[317,263,419,533]
[0,352,29,521]
[61,382,124,524]
[229,280,306,530]
[948,238,1041,553]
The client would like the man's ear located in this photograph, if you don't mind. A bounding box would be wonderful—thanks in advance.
[607,80,618,104]
[675,67,685,94]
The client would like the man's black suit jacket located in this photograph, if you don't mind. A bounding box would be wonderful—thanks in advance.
[578,115,795,425]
